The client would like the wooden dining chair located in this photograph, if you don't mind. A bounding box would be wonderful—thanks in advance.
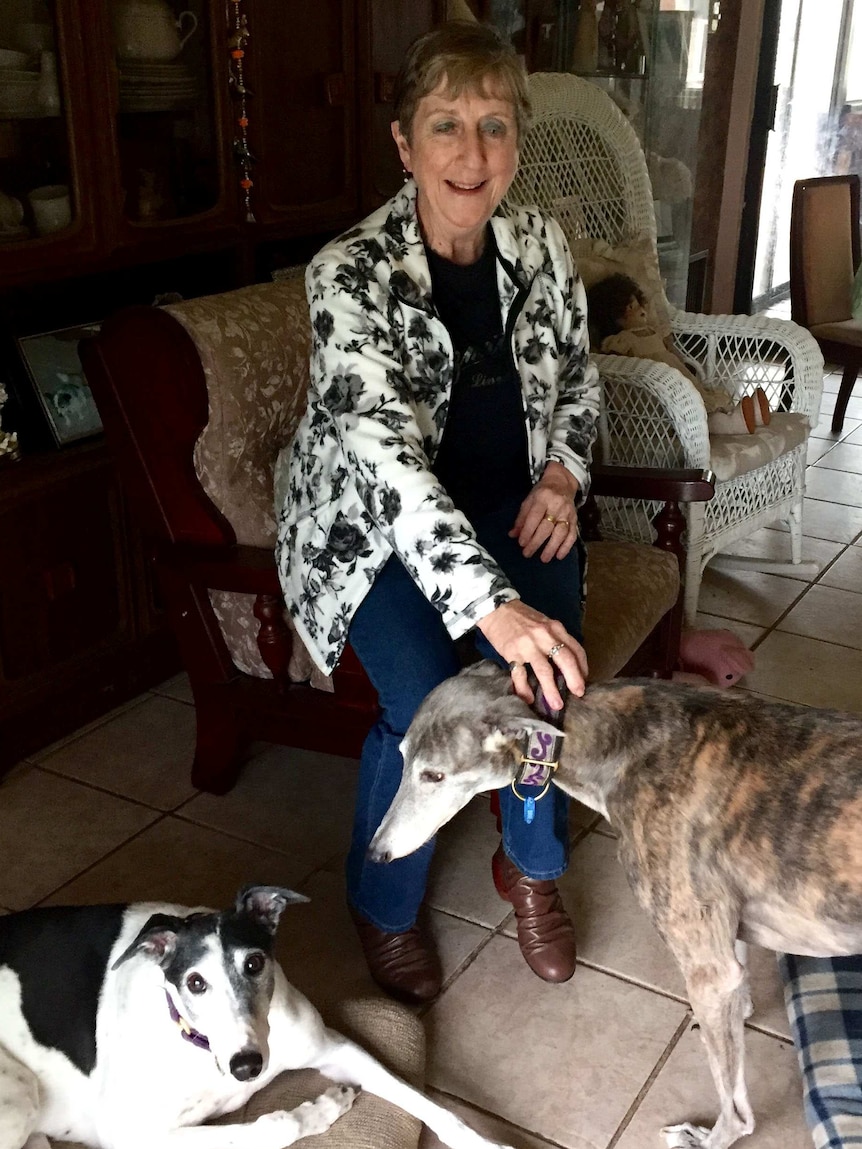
[790,173,862,433]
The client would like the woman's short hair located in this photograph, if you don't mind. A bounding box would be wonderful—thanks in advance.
[393,21,531,144]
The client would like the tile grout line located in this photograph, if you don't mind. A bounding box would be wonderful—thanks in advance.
[423,1086,571,1149]
[29,811,175,911]
[605,1011,693,1149]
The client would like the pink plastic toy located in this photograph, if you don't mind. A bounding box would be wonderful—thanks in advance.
[676,628,755,688]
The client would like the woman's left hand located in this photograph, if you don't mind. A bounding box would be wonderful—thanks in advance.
[509,461,579,562]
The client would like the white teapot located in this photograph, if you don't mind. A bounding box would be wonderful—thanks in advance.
[112,0,197,62]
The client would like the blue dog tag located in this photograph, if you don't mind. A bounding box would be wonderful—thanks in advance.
[523,796,536,824]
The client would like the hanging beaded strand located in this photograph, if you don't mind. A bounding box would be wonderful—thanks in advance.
[228,0,255,222]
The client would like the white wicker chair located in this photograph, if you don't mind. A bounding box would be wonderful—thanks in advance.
[508,72,825,623]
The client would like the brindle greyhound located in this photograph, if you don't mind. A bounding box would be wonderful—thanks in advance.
[368,661,862,1149]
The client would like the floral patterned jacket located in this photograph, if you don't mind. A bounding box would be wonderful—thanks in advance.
[274,180,600,675]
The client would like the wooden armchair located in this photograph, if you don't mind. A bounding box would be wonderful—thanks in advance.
[81,278,713,796]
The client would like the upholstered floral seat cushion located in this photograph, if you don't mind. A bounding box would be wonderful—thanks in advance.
[583,540,679,682]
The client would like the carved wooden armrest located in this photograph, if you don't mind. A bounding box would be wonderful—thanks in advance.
[156,543,290,682]
[584,464,716,566]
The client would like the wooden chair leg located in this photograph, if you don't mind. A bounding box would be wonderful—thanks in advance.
[191,685,247,794]
[832,361,860,433]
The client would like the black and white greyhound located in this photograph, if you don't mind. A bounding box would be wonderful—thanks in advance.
[0,885,514,1149]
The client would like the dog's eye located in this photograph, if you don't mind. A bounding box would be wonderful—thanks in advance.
[186,972,207,994]
[244,952,266,976]
[420,769,445,784]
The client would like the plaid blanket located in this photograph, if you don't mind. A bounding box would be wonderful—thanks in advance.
[781,954,862,1148]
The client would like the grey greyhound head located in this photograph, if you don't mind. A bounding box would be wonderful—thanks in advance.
[368,662,561,864]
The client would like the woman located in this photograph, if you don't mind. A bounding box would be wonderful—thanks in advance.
[275,21,599,1004]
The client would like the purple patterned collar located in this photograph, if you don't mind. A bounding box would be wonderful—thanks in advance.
[165,990,211,1051]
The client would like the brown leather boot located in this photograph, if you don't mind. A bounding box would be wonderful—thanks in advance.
[492,844,577,983]
[349,906,442,1005]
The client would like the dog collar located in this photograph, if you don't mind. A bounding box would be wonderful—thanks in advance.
[512,729,563,824]
[165,990,211,1051]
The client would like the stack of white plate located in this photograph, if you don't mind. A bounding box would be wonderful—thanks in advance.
[0,67,43,119]
[118,61,198,113]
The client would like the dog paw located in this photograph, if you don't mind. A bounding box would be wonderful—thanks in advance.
[291,1085,358,1137]
[320,1083,358,1120]
[252,1089,356,1147]
[661,1122,711,1147]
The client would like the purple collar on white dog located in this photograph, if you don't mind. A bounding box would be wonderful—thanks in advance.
[165,990,211,1051]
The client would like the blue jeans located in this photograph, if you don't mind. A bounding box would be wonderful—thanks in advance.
[346,498,584,932]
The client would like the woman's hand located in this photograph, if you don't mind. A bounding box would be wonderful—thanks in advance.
[509,461,579,562]
[476,599,588,710]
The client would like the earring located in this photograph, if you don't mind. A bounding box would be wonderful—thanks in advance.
[403,168,411,183]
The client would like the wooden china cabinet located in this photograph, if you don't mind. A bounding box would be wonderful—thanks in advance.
[0,0,442,774]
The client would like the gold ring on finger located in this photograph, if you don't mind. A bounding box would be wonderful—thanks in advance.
[508,660,525,673]
[547,643,566,659]
[544,514,556,524]
[556,519,570,528]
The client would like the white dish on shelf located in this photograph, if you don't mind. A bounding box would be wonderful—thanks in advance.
[0,68,40,82]
[0,223,29,242]
[0,79,40,114]
[0,48,30,69]
[118,61,195,77]
[119,89,197,112]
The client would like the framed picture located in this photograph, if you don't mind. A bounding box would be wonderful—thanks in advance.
[16,322,103,447]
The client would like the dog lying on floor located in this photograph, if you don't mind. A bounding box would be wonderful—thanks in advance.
[0,885,514,1149]
[368,662,862,1149]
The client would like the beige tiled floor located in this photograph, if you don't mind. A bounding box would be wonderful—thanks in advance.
[3,367,861,1149]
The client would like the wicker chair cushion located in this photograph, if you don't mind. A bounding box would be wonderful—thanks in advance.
[57,998,425,1149]
[582,539,679,681]
[707,412,809,482]
[810,317,862,347]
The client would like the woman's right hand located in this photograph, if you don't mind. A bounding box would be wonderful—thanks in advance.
[475,599,588,710]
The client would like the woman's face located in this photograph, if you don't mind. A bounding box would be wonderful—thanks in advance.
[392,80,519,260]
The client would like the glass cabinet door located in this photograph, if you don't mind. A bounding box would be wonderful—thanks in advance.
[0,0,75,245]
[643,0,710,306]
[482,0,711,308]
[110,0,221,224]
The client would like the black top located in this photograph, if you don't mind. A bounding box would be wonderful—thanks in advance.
[427,229,531,523]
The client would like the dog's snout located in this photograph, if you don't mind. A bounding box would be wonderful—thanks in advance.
[229,1049,264,1081]
[367,845,391,864]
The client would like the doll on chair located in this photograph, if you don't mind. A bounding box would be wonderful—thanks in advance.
[587,273,771,434]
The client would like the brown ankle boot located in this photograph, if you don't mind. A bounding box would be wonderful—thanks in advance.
[349,906,441,1005]
[492,845,577,983]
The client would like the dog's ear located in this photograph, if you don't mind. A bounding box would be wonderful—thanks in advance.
[481,713,564,754]
[236,885,309,934]
[111,912,185,969]
[508,717,565,741]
